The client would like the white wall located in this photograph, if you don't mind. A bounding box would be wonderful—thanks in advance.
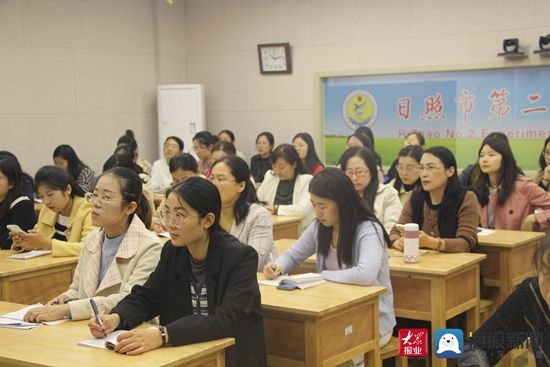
[0,0,187,175]
[184,0,550,161]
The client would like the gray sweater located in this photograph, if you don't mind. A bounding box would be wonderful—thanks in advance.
[275,220,396,337]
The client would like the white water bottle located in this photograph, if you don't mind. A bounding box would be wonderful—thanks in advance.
[403,223,419,263]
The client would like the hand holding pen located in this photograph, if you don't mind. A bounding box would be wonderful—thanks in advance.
[90,299,108,337]
[263,253,282,279]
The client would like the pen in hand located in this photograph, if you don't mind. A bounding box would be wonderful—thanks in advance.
[269,253,278,273]
[90,299,107,337]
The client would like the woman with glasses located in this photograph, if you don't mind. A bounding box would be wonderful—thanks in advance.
[250,131,274,183]
[9,165,94,256]
[292,132,324,175]
[390,145,423,205]
[193,131,217,176]
[472,137,550,231]
[339,146,402,233]
[257,144,314,229]
[151,136,184,193]
[534,136,550,192]
[23,167,161,323]
[53,144,95,193]
[390,146,479,252]
[87,177,267,367]
[210,156,275,271]
[264,168,396,354]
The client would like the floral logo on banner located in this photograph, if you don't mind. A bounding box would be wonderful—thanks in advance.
[342,90,378,129]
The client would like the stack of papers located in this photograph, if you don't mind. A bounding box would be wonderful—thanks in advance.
[8,250,52,260]
[258,273,325,290]
[79,330,126,350]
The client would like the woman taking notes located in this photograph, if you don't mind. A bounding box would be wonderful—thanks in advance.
[257,143,314,228]
[472,137,550,231]
[10,166,94,256]
[390,146,479,253]
[87,177,266,367]
[210,156,275,271]
[264,168,396,348]
[340,147,402,233]
[24,167,162,322]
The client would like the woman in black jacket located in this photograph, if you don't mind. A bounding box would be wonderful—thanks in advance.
[88,176,267,367]
[459,235,550,367]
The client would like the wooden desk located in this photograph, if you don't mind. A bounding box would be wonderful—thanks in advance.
[390,251,486,367]
[0,301,234,367]
[0,250,78,304]
[477,230,545,308]
[272,215,302,241]
[260,274,385,367]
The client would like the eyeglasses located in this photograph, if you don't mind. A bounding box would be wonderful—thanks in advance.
[164,143,179,150]
[159,211,202,228]
[543,150,550,157]
[84,192,117,205]
[397,164,419,172]
[344,169,369,177]
[417,165,444,174]
[208,176,236,185]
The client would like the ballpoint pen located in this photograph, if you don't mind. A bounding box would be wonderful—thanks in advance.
[90,299,108,337]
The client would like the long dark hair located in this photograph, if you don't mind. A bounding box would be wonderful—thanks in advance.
[212,156,259,225]
[293,132,323,174]
[168,176,223,234]
[420,146,463,209]
[393,145,423,192]
[355,126,376,150]
[472,137,521,207]
[539,136,550,172]
[0,155,25,218]
[117,130,138,154]
[193,131,217,147]
[35,165,85,198]
[347,132,373,150]
[99,167,152,228]
[169,153,198,173]
[212,141,236,157]
[53,145,87,181]
[309,168,390,268]
[271,144,308,177]
[339,146,379,210]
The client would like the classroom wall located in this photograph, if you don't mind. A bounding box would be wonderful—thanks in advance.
[184,0,550,162]
[0,0,187,175]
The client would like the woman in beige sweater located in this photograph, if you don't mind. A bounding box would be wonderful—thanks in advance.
[24,167,161,322]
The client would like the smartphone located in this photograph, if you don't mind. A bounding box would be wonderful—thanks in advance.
[7,224,25,234]
[395,224,406,233]
[276,283,298,291]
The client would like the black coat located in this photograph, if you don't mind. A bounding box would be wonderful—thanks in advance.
[111,231,267,367]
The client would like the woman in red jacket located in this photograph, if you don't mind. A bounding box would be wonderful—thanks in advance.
[472,137,550,231]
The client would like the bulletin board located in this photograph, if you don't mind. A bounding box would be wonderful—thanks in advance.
[319,65,550,170]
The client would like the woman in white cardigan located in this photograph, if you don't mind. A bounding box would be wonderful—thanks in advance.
[210,156,276,271]
[340,146,402,233]
[24,167,162,322]
[257,144,314,229]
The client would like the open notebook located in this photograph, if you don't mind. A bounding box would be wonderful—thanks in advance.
[79,330,126,350]
[0,304,66,329]
[7,250,52,259]
[258,273,325,290]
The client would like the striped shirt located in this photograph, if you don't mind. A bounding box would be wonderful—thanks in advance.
[189,255,208,316]
[52,214,69,241]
